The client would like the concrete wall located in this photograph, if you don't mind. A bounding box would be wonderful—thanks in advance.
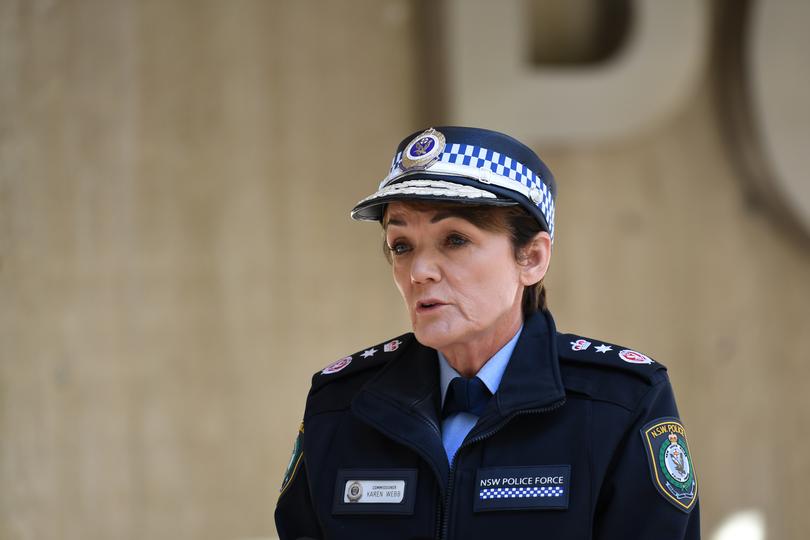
[1,1,808,539]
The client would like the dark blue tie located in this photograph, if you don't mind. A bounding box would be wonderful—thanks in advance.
[443,376,492,418]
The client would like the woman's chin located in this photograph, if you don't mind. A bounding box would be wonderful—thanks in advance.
[412,322,459,351]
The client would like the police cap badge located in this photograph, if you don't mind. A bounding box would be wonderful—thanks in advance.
[400,128,446,170]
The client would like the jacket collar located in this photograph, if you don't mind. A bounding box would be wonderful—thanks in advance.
[351,337,448,485]
[351,310,566,486]
[491,310,565,415]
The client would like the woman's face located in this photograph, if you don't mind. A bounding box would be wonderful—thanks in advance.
[384,202,526,354]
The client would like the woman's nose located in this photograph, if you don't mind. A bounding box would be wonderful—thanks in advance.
[410,249,441,284]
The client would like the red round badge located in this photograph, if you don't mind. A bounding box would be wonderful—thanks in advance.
[322,356,352,374]
[618,349,653,365]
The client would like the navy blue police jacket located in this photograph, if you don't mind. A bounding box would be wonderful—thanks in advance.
[275,310,700,539]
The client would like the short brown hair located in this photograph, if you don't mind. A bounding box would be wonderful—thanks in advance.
[381,201,548,316]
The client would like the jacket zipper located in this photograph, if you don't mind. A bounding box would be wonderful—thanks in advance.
[437,399,566,540]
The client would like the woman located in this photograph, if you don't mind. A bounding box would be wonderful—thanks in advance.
[275,127,699,539]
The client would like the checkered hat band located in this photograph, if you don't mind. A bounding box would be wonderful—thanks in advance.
[391,145,545,190]
[390,144,554,239]
[479,486,565,500]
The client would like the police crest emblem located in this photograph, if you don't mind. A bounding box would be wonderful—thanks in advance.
[641,418,697,512]
[346,481,363,502]
[401,128,446,170]
[279,422,304,496]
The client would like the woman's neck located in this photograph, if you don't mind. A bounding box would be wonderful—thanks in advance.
[440,312,523,378]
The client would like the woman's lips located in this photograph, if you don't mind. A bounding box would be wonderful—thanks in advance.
[415,299,447,314]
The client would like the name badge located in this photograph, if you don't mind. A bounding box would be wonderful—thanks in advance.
[474,465,571,512]
[332,468,417,515]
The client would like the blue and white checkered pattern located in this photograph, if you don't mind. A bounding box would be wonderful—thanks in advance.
[479,486,564,500]
[390,143,555,239]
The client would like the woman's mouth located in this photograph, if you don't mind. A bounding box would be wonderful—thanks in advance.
[415,299,447,314]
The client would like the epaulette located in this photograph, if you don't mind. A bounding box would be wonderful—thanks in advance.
[310,333,416,394]
[556,332,667,384]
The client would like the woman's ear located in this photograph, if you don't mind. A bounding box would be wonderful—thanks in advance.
[518,232,552,286]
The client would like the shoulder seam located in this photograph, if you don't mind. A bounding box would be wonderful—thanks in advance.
[565,393,637,413]
[304,405,352,420]
[630,375,671,415]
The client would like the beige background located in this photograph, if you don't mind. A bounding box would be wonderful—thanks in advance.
[1,1,809,539]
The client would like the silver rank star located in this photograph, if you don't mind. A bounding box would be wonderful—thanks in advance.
[361,348,378,358]
[594,344,613,354]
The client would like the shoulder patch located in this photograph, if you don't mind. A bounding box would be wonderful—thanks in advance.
[311,333,415,392]
[640,417,698,513]
[557,332,666,383]
[279,421,304,497]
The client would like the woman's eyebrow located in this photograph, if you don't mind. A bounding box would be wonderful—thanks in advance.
[386,217,407,227]
[430,212,457,223]
[386,212,457,227]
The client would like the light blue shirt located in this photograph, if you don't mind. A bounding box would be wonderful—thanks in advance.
[438,325,523,464]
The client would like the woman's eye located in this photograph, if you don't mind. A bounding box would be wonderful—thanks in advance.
[445,234,469,248]
[388,241,411,255]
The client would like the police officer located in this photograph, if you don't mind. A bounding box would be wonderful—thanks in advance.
[275,127,700,539]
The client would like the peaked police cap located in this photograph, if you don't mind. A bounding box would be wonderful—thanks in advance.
[350,126,557,241]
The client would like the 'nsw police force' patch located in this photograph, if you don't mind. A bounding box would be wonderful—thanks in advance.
[473,465,570,512]
[640,417,698,513]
